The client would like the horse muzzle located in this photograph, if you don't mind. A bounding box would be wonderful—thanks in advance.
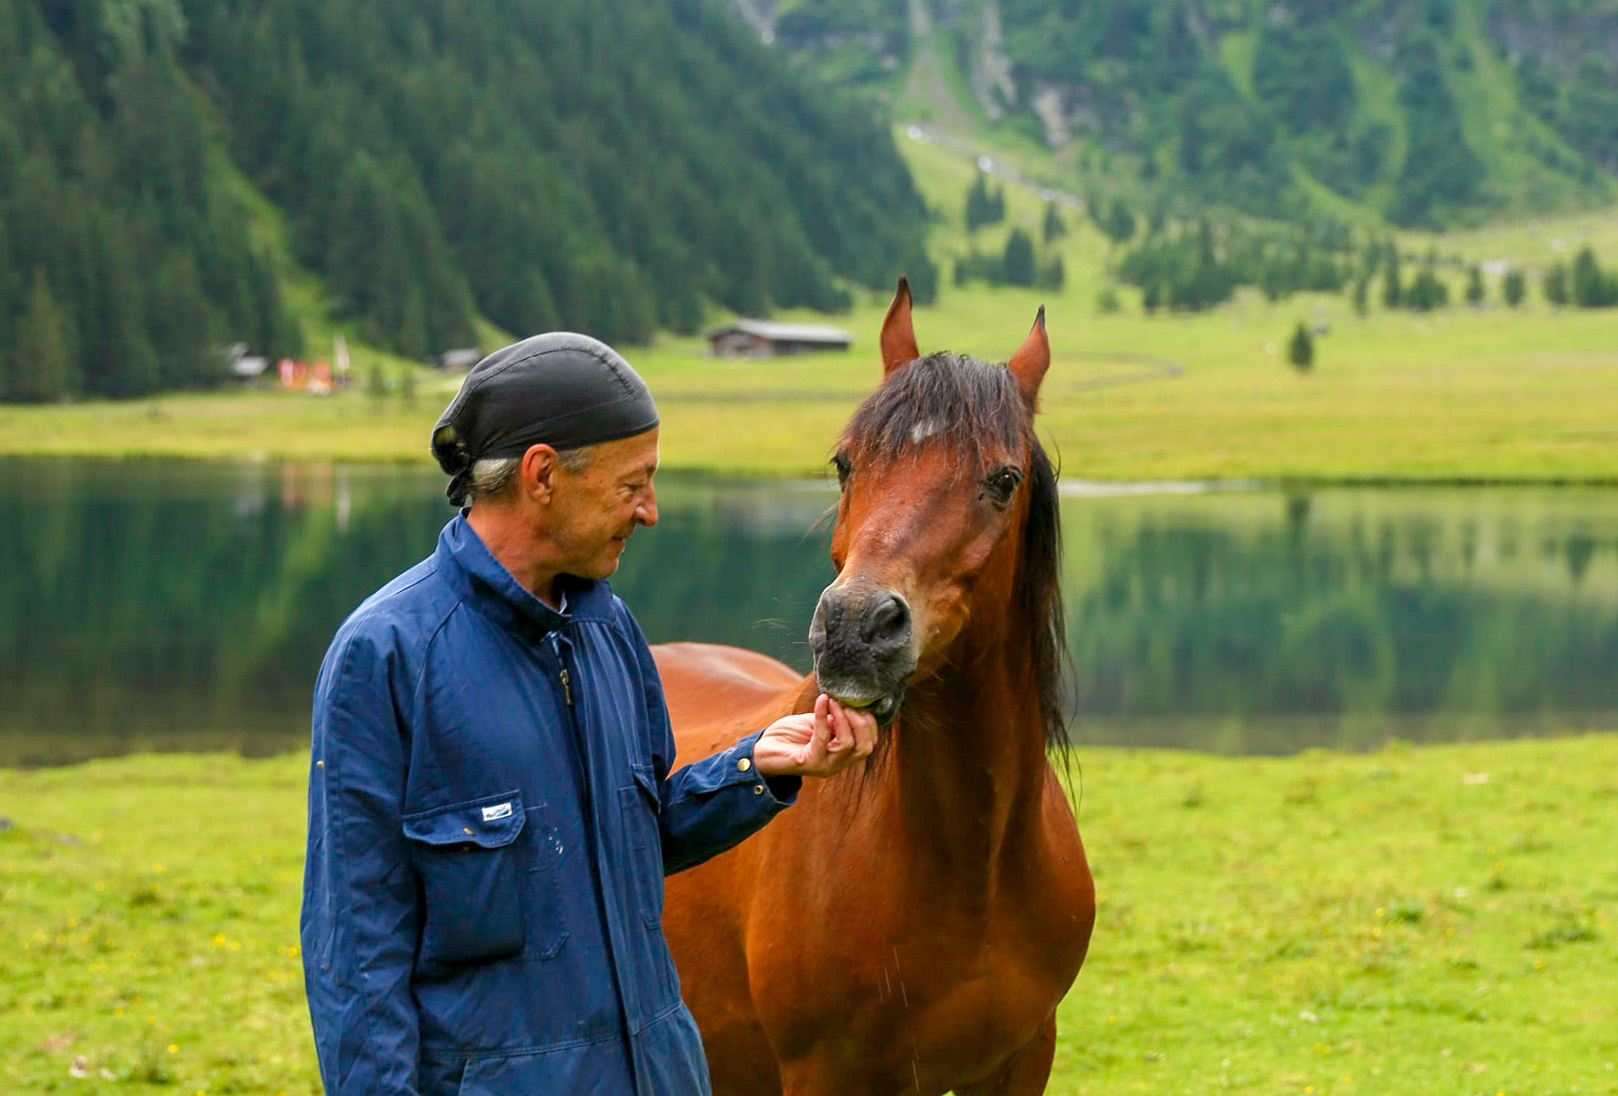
[808,582,916,724]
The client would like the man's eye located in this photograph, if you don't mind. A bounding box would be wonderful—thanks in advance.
[985,467,1022,505]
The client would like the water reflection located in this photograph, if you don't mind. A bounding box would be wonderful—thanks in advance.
[0,458,1613,765]
[1064,488,1618,753]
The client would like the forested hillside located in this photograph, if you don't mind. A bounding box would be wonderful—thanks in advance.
[0,0,935,401]
[741,0,1618,225]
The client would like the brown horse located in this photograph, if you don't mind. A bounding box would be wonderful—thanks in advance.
[652,280,1095,1096]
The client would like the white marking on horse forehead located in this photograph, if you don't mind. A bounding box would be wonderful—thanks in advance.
[908,419,941,444]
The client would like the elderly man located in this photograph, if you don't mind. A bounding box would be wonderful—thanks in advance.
[300,333,875,1096]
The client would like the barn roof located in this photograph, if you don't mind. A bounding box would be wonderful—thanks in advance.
[709,319,854,344]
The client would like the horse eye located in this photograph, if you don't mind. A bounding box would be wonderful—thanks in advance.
[985,467,1022,505]
[832,453,852,488]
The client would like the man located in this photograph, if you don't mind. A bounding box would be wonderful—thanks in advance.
[300,332,876,1095]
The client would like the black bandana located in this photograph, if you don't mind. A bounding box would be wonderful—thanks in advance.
[431,333,659,505]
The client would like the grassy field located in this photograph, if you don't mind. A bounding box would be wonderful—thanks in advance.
[1,735,1614,1093]
[5,280,1617,482]
[4,447,1608,1092]
[4,131,1618,482]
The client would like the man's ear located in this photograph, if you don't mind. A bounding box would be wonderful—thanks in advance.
[520,444,562,503]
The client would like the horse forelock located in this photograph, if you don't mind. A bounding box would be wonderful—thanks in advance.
[844,352,1027,464]
[840,350,1069,759]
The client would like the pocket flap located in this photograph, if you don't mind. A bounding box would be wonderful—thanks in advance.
[403,791,526,849]
[631,764,662,814]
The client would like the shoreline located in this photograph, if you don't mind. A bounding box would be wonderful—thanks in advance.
[6,449,1618,492]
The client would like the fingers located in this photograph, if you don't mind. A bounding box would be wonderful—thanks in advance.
[825,697,850,753]
[770,696,884,778]
[814,696,879,775]
[801,693,831,766]
[846,706,877,760]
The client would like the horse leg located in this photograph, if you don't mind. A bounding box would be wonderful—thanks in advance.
[953,1015,1057,1096]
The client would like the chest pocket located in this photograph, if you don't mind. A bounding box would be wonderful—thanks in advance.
[617,764,665,927]
[404,791,564,965]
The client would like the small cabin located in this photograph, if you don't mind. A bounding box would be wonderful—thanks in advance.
[231,354,270,380]
[708,320,853,358]
[439,347,483,371]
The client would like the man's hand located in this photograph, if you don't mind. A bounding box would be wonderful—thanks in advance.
[752,694,877,779]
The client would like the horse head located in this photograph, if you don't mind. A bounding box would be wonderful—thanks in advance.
[810,278,1062,740]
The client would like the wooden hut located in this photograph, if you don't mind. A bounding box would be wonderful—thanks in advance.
[707,319,853,357]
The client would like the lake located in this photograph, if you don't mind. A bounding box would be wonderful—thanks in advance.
[2,458,1615,766]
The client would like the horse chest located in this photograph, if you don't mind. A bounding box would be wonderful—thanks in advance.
[756,891,1085,1090]
[824,936,1069,1094]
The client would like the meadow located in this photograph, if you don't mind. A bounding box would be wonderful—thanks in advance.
[4,134,1617,483]
[2,735,1614,1094]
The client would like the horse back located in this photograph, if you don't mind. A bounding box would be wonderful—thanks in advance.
[651,642,807,760]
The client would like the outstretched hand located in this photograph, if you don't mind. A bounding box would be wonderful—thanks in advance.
[752,694,878,779]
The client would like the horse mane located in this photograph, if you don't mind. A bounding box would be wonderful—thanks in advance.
[841,351,1069,756]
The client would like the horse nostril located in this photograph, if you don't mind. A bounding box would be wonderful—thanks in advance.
[863,594,911,651]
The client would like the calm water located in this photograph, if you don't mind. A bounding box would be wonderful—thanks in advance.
[2,458,1615,766]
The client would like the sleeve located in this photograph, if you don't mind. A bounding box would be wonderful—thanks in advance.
[618,604,800,876]
[299,628,420,1096]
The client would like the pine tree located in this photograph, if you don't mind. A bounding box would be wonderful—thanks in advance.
[1002,229,1037,287]
[1465,264,1484,306]
[1382,251,1404,309]
[1106,199,1137,245]
[146,252,221,389]
[1503,268,1526,308]
[1352,273,1370,316]
[1570,247,1615,307]
[1407,267,1448,311]
[1288,321,1315,372]
[966,173,1006,233]
[7,272,79,402]
[1042,202,1066,244]
[1545,262,1569,306]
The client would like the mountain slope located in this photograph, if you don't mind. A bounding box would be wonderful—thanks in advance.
[0,0,937,401]
[736,0,1618,227]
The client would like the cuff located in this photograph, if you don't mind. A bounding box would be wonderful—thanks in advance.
[731,730,801,807]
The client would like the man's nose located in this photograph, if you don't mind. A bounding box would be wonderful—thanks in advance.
[637,486,658,527]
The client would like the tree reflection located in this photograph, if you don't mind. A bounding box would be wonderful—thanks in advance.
[2,462,1615,764]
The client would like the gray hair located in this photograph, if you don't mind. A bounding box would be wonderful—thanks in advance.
[462,446,592,506]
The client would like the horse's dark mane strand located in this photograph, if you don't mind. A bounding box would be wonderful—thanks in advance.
[841,351,1068,759]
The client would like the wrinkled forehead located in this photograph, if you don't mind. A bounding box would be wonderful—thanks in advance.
[840,352,1031,467]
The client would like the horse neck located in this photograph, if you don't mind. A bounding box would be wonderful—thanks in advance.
[879,603,1053,862]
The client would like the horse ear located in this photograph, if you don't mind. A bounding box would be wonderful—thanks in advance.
[879,276,920,375]
[1007,305,1050,409]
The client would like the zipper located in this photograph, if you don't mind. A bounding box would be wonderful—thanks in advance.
[547,630,575,708]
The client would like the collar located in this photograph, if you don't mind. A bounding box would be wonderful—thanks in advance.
[435,514,614,642]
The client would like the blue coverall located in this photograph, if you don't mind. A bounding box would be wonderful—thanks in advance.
[301,515,797,1094]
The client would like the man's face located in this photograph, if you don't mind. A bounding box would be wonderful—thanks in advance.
[547,427,660,579]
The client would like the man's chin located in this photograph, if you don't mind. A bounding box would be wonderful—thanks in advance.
[597,546,627,577]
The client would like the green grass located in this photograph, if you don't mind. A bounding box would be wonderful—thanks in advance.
[5,273,1618,482]
[2,735,1615,1092]
[5,126,1618,482]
